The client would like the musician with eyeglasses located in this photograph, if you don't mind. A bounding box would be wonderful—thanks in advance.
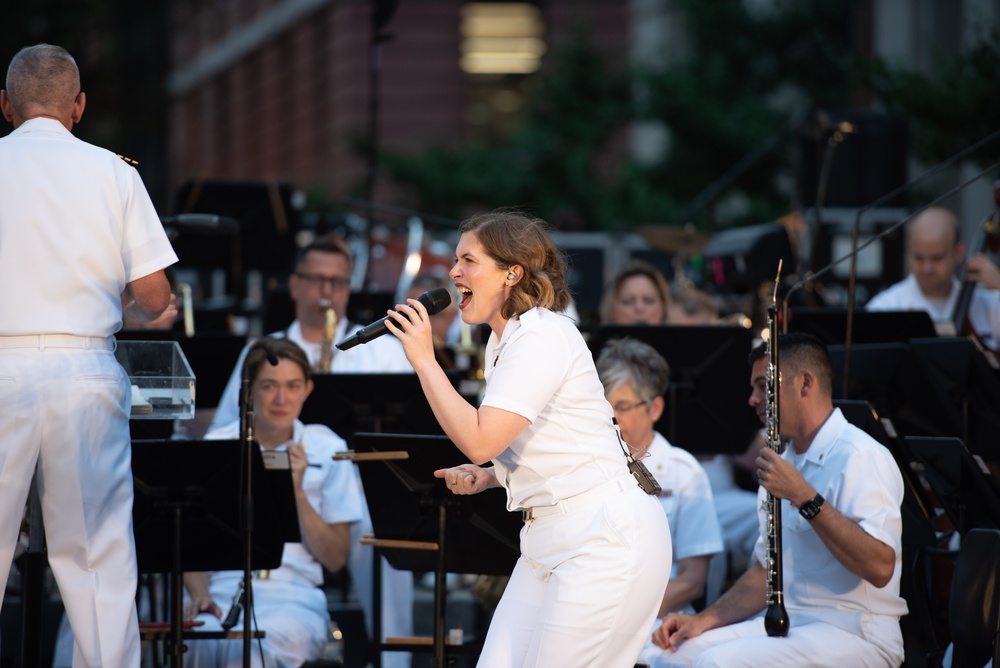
[596,337,723,619]
[642,333,907,668]
[208,233,414,668]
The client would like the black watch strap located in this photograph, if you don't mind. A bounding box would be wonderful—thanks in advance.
[799,493,825,520]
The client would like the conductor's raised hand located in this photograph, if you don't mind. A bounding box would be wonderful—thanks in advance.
[383,298,436,372]
[434,464,497,495]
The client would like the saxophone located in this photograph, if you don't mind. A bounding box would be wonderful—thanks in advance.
[763,260,790,638]
[317,299,337,373]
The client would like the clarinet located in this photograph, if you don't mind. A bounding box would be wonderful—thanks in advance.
[763,260,790,638]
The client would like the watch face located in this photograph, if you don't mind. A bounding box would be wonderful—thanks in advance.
[800,494,824,519]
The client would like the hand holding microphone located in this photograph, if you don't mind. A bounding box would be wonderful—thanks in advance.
[336,287,452,351]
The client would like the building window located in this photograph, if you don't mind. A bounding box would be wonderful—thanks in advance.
[459,2,546,74]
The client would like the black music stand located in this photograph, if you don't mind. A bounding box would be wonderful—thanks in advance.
[827,342,962,440]
[349,433,522,668]
[903,436,1000,536]
[908,337,1000,463]
[786,308,937,345]
[299,371,474,437]
[131,439,297,667]
[587,325,758,455]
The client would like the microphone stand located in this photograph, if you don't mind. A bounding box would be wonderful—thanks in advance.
[238,360,256,668]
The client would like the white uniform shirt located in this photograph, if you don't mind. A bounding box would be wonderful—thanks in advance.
[753,408,908,636]
[210,318,413,431]
[645,432,723,570]
[866,274,1000,349]
[480,307,627,511]
[0,118,177,336]
[204,419,365,588]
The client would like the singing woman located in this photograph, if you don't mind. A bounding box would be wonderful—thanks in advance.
[385,209,672,667]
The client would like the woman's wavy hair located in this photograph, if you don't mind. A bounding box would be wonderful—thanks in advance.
[460,210,570,319]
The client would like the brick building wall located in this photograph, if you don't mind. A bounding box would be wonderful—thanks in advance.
[167,0,629,207]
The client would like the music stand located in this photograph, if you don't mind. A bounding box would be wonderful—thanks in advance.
[786,308,937,345]
[131,439,297,667]
[299,371,474,437]
[349,433,522,668]
[908,337,1000,463]
[587,325,758,455]
[903,436,1000,536]
[827,342,962,440]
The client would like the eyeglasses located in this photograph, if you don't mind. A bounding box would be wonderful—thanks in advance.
[296,273,351,290]
[612,400,648,414]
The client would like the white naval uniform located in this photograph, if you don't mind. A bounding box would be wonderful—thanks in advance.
[185,420,366,668]
[866,273,1000,349]
[644,431,723,613]
[209,319,414,668]
[642,408,908,668]
[0,117,178,667]
[476,307,672,668]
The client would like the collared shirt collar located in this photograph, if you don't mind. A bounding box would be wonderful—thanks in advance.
[791,407,846,468]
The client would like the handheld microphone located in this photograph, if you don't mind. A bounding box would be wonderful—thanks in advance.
[336,287,452,351]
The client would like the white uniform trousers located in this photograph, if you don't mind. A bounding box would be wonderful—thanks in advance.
[479,481,672,668]
[0,346,139,667]
[640,614,903,668]
[187,578,329,668]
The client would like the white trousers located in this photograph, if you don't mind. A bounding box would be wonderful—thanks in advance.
[0,347,139,667]
[478,482,672,668]
[639,615,903,668]
[186,578,329,668]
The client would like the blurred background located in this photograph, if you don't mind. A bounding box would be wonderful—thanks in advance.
[3,0,999,332]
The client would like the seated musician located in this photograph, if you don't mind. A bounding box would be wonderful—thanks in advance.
[184,337,365,667]
[208,234,414,667]
[599,259,672,325]
[596,337,722,617]
[641,333,907,668]
[866,206,1000,349]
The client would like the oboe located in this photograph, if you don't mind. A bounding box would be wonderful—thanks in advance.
[763,260,790,638]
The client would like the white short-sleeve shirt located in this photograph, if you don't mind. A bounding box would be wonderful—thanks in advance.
[866,274,1000,349]
[0,118,177,336]
[645,431,724,569]
[752,408,908,636]
[210,318,414,431]
[205,419,365,588]
[480,307,627,510]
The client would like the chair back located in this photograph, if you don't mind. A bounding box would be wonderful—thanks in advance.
[949,528,1000,668]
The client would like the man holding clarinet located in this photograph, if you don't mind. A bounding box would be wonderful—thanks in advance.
[642,333,907,668]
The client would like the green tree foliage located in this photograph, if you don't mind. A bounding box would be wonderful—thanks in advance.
[869,33,1000,172]
[382,1,863,231]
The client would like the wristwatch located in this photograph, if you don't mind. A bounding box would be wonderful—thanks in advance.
[798,493,825,520]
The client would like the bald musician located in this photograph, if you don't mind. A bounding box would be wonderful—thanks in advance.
[866,206,1000,349]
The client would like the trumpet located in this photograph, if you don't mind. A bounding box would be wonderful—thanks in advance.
[317,300,337,373]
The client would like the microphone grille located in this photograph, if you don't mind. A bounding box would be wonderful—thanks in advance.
[419,287,453,315]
